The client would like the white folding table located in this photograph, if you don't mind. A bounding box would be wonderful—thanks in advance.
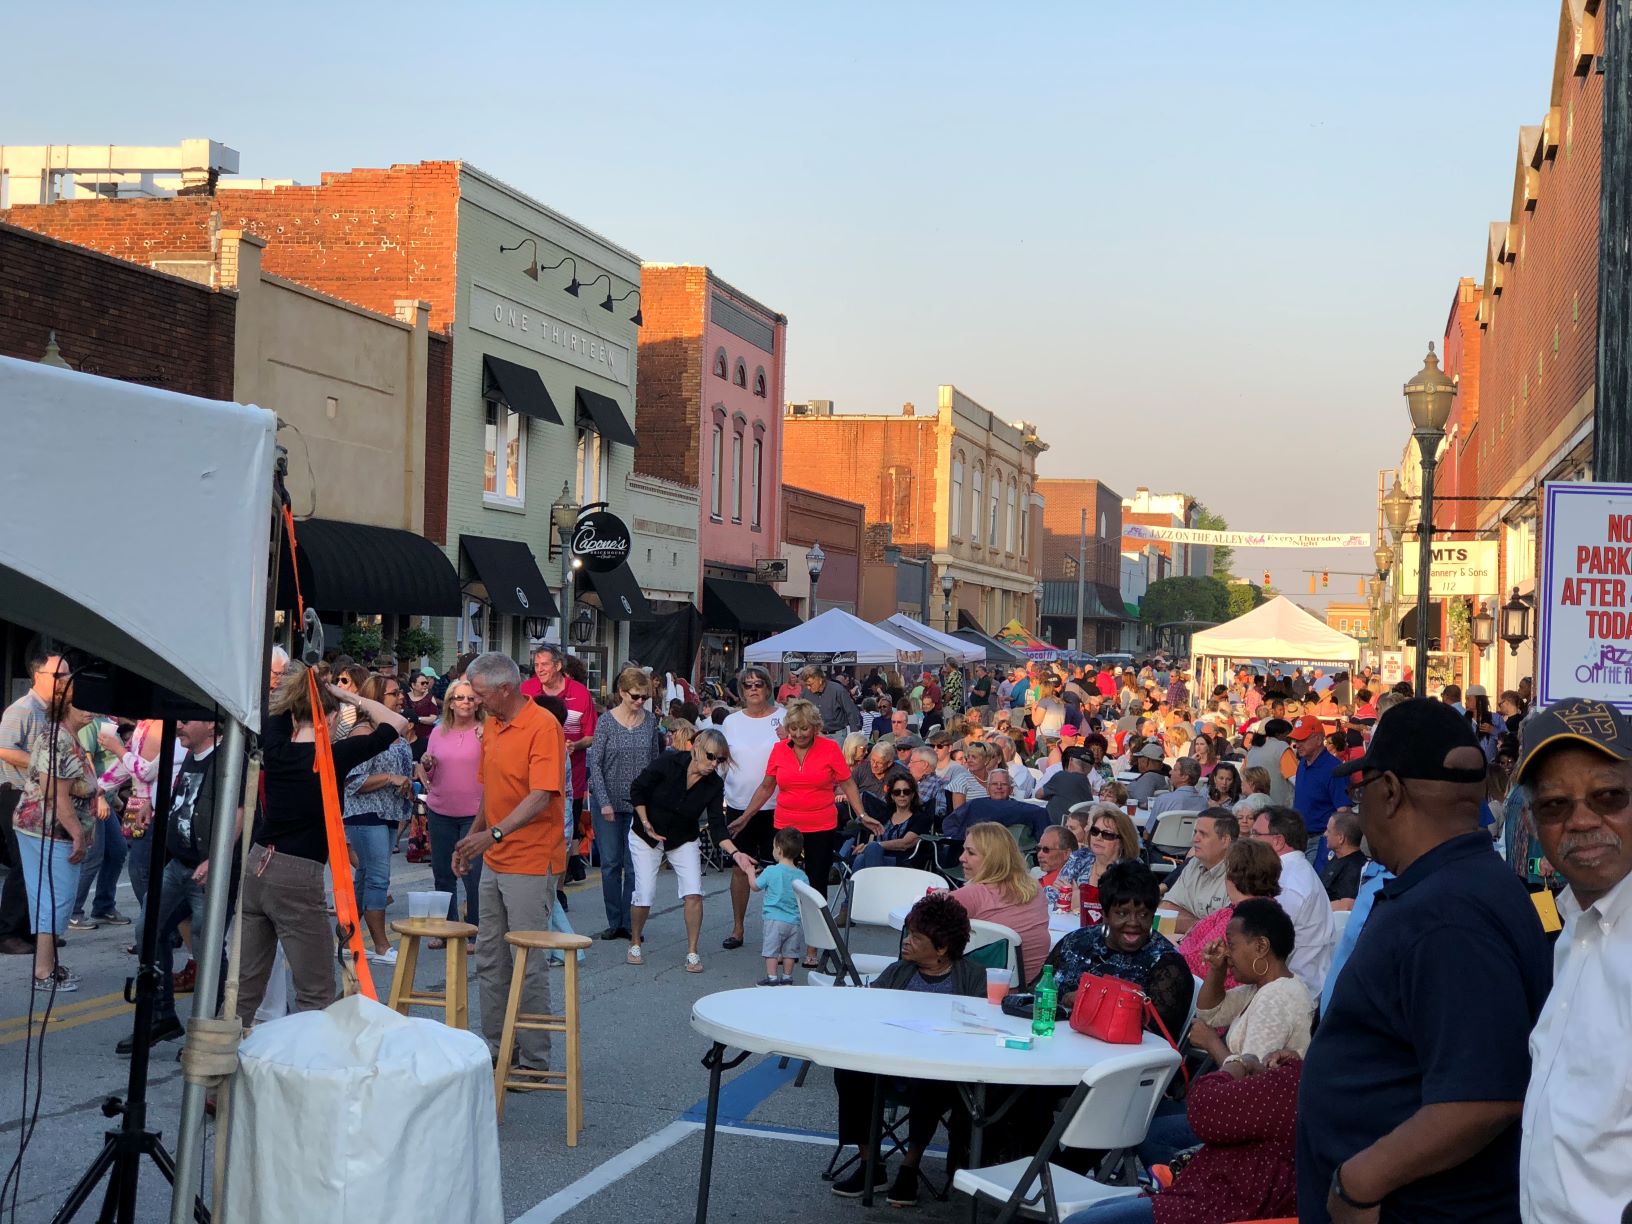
[881,906,1180,948]
[688,985,1171,1222]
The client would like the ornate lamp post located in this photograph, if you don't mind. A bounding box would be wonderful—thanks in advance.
[1470,600,1496,655]
[805,543,826,617]
[1403,346,1456,696]
[941,572,956,633]
[1500,588,1533,656]
[549,482,579,643]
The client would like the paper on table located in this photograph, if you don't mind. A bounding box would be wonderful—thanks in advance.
[883,1009,1020,1038]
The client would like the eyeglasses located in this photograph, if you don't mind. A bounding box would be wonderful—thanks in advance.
[384,689,402,700]
[889,787,917,798]
[1346,772,1383,804]
[450,695,477,703]
[741,680,767,689]
[702,750,726,763]
[1533,787,1632,825]
[1090,827,1119,840]
[623,692,648,702]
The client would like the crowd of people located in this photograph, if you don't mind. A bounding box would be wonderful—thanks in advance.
[2,639,1625,1220]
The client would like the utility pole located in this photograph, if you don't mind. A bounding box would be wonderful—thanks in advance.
[1074,508,1087,656]
[1598,0,1632,481]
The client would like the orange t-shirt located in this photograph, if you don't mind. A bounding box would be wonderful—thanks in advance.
[479,700,566,875]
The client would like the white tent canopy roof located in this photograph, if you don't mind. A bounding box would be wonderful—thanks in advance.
[1189,596,1360,665]
[871,619,954,665]
[884,614,985,664]
[744,608,925,666]
[0,357,277,731]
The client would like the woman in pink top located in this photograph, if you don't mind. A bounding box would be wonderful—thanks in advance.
[950,822,1052,984]
[415,679,484,937]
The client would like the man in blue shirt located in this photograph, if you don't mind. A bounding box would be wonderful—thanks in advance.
[1290,714,1351,869]
[1298,698,1551,1223]
[945,769,1048,843]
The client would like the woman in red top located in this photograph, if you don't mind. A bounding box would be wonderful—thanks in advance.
[738,699,866,968]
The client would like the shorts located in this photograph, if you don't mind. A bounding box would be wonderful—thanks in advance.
[727,806,776,864]
[628,833,703,908]
[761,917,803,961]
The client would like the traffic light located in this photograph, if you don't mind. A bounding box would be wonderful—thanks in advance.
[1309,574,1317,594]
[1321,570,1329,589]
[1263,571,1271,587]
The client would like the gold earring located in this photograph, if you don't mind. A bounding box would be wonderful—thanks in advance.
[1251,955,1269,977]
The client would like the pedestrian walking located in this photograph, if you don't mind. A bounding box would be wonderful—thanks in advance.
[417,678,484,938]
[720,665,785,951]
[15,686,94,991]
[586,666,665,941]
[343,673,415,964]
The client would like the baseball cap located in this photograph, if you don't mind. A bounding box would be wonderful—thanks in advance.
[1064,745,1097,767]
[1287,715,1325,742]
[895,734,924,751]
[1135,742,1164,761]
[1335,698,1487,781]
[1515,698,1632,783]
[1466,684,1488,698]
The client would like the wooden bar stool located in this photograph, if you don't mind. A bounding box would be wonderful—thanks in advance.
[387,917,479,1029]
[494,930,593,1142]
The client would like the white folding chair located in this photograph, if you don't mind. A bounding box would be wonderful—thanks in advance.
[845,866,945,933]
[952,1045,1182,1224]
[967,918,1023,987]
[1146,808,1202,860]
[1330,908,1352,937]
[792,880,887,986]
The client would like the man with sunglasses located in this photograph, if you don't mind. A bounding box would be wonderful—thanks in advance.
[1298,699,1550,1224]
[1515,699,1632,1223]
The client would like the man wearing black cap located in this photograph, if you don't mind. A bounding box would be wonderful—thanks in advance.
[1514,698,1632,1223]
[1297,698,1551,1223]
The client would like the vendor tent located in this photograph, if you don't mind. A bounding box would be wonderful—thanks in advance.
[0,356,276,730]
[953,627,1024,667]
[996,619,1060,662]
[744,607,924,666]
[885,614,985,664]
[1189,596,1360,668]
[871,619,950,665]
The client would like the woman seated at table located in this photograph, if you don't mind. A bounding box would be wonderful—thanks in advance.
[1062,1052,1302,1224]
[1188,898,1313,1063]
[840,772,932,872]
[830,892,983,1207]
[1177,839,1281,986]
[1035,860,1193,1043]
[949,823,1052,984]
[1057,804,1139,921]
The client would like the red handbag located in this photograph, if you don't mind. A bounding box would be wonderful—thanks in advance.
[1068,973,1189,1084]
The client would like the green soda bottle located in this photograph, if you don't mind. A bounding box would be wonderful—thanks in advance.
[1031,965,1057,1038]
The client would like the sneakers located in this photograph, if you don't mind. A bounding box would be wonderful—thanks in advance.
[756,976,780,987]
[67,915,98,931]
[778,975,793,986]
[171,961,197,995]
[366,946,399,966]
[92,910,133,927]
[830,1164,883,1198]
[886,1165,920,1207]
[34,965,79,993]
[626,944,644,965]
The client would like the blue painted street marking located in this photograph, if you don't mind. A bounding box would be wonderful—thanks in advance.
[680,1054,800,1123]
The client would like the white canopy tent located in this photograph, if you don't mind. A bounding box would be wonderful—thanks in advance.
[884,613,985,664]
[0,356,276,730]
[871,618,951,665]
[1190,596,1360,692]
[745,607,925,666]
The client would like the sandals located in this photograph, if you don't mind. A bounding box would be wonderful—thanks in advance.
[427,937,446,950]
[685,952,704,974]
[626,944,644,966]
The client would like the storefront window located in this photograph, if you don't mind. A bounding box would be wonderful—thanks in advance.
[576,427,607,505]
[484,399,525,506]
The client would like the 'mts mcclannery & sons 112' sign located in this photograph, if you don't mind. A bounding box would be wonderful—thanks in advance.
[1539,481,1632,711]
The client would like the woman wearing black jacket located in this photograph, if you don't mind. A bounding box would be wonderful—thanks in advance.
[626,728,744,974]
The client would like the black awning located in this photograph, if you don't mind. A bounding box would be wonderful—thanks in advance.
[578,561,652,621]
[575,386,638,447]
[957,608,987,634]
[277,519,459,616]
[1095,583,1137,621]
[703,577,800,633]
[460,536,560,619]
[1398,600,1445,645]
[483,354,562,424]
[952,627,1025,667]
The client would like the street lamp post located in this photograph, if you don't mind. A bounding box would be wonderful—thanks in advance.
[549,482,579,643]
[1403,346,1456,696]
[1500,588,1533,656]
[1381,476,1413,651]
[940,572,955,633]
[805,543,826,617]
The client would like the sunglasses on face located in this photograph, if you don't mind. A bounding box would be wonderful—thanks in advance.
[450,695,476,702]
[1090,827,1118,840]
[889,787,916,798]
[623,692,648,702]
[741,680,767,689]
[701,751,726,763]
[1533,787,1632,825]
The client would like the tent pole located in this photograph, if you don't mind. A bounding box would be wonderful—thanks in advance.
[170,718,248,1223]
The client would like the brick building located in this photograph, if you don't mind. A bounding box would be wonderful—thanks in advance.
[6,160,650,683]
[1120,489,1209,580]
[1324,601,1372,646]
[1034,478,1131,653]
[635,265,795,674]
[779,486,864,621]
[782,387,1047,636]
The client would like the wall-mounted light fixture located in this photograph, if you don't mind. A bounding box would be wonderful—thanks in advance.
[498,237,539,280]
[542,255,581,296]
[608,287,642,326]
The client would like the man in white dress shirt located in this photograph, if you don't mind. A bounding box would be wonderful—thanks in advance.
[1249,805,1336,998]
[1516,698,1632,1224]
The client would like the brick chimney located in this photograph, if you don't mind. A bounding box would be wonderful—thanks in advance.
[902,401,915,416]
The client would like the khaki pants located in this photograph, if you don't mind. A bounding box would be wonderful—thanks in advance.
[236,846,337,1027]
[477,868,557,1070]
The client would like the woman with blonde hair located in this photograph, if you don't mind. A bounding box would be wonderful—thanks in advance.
[416,677,484,938]
[587,666,666,942]
[841,732,869,768]
[950,822,1051,982]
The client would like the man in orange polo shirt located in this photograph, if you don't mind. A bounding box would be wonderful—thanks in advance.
[454,652,565,1072]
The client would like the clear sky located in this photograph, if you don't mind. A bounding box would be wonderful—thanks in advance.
[4,0,1563,612]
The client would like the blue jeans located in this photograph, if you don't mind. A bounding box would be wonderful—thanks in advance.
[1136,1097,1199,1169]
[428,810,480,925]
[126,828,152,917]
[1062,1198,1154,1224]
[153,859,211,1025]
[14,831,81,936]
[344,823,391,912]
[596,810,635,932]
[1305,835,1328,874]
[72,817,124,918]
[845,840,898,872]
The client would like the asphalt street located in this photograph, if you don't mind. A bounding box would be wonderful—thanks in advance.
[0,859,980,1224]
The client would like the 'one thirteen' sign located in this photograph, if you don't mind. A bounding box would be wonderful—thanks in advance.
[470,284,631,387]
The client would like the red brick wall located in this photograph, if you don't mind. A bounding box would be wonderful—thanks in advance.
[781,416,942,549]
[1037,478,1123,585]
[1440,279,1483,536]
[424,331,452,545]
[633,265,706,486]
[0,220,233,400]
[1476,13,1602,515]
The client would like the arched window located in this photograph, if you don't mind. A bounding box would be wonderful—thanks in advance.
[733,359,747,388]
[951,453,965,538]
[709,423,724,518]
[1020,485,1030,558]
[753,366,767,397]
[713,349,728,379]
[971,463,983,546]
[1006,479,1017,552]
[988,468,1000,547]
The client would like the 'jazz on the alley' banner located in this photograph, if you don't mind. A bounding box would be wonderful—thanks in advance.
[1538,481,1632,711]
[1123,524,1371,549]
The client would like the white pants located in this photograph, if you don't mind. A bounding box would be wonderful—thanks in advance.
[628,832,703,907]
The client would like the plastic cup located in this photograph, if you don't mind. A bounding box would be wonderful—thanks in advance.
[985,967,1011,1006]
[428,891,453,919]
[408,892,431,919]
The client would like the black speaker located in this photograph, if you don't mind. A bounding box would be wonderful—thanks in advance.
[71,659,216,723]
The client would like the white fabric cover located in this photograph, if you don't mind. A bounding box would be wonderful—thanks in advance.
[225,996,502,1224]
[870,618,950,664]
[744,607,925,665]
[885,614,986,663]
[0,357,276,731]
[1189,595,1360,666]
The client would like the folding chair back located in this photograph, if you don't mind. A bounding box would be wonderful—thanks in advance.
[1330,908,1351,937]
[1147,809,1201,858]
[967,919,1023,986]
[1057,1046,1182,1153]
[792,880,867,986]
[849,866,945,928]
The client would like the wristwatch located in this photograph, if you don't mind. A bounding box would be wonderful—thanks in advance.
[489,827,505,844]
[1331,1164,1382,1211]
